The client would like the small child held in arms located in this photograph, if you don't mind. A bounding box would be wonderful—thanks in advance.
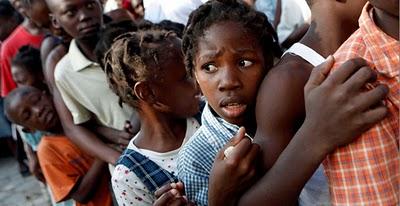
[104,30,201,206]
[4,86,112,206]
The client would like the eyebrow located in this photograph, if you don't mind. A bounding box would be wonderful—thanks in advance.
[198,47,256,62]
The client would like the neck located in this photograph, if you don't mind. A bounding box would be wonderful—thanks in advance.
[135,104,187,152]
[373,8,399,40]
[22,18,42,36]
[300,7,359,57]
[75,36,99,62]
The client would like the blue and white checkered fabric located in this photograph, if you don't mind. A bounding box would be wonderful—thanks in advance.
[177,102,242,206]
[117,149,178,194]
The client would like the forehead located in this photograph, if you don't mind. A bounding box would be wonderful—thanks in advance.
[198,21,261,54]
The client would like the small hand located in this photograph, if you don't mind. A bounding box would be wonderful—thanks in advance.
[208,127,260,206]
[153,182,194,206]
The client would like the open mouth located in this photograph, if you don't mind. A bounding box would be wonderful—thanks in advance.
[220,103,247,118]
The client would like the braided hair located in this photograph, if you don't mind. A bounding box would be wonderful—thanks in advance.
[103,29,175,108]
[182,0,281,76]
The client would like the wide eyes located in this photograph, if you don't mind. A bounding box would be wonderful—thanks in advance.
[201,59,253,73]
[239,60,253,67]
[202,64,218,73]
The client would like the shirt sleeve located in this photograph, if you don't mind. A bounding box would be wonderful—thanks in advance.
[112,165,154,206]
[54,61,91,125]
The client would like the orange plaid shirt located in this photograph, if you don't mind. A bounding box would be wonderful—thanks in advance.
[323,3,399,206]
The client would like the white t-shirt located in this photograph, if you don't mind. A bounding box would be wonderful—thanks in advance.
[112,118,200,206]
[143,0,208,24]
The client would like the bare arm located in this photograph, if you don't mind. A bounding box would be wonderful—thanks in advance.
[68,159,108,203]
[44,45,121,165]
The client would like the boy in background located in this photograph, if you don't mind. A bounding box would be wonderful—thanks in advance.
[4,86,112,206]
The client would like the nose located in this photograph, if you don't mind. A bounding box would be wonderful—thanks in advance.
[78,8,91,22]
[31,105,44,118]
[217,68,242,92]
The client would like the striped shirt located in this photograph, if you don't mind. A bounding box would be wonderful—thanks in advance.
[177,103,242,206]
[324,3,399,205]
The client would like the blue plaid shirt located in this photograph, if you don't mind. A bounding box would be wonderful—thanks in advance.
[177,103,243,206]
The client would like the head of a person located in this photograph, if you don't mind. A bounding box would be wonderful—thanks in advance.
[20,0,51,28]
[156,20,185,38]
[94,19,138,68]
[11,46,45,90]
[182,0,281,126]
[4,86,60,133]
[45,0,103,41]
[369,0,398,17]
[0,0,23,41]
[104,30,200,119]
[9,0,26,16]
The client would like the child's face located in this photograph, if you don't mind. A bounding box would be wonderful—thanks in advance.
[24,0,51,29]
[151,35,200,118]
[8,89,59,132]
[194,21,265,125]
[50,0,103,40]
[11,65,37,88]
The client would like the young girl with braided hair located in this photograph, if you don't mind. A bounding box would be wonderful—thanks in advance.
[104,29,201,206]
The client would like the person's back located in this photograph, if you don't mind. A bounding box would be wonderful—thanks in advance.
[323,1,399,205]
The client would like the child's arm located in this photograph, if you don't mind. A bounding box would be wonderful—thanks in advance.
[68,159,108,203]
[24,142,46,183]
[53,88,121,164]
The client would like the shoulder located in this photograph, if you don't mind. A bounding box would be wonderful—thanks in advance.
[333,29,366,66]
[37,137,59,162]
[53,53,72,82]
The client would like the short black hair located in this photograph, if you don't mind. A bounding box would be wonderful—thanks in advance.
[103,29,176,108]
[156,20,185,38]
[3,86,39,123]
[11,45,42,76]
[94,20,138,68]
[0,0,22,20]
[182,0,281,76]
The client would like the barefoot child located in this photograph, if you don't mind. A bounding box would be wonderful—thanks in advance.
[4,86,112,206]
[104,30,201,206]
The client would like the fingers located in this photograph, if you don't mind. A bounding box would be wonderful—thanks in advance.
[153,188,184,206]
[343,66,377,92]
[305,55,335,94]
[155,183,173,198]
[216,127,247,159]
[356,84,389,111]
[326,58,368,84]
[361,105,388,126]
[227,137,253,162]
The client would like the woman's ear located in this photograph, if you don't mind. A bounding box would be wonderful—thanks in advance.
[49,14,61,30]
[134,81,155,103]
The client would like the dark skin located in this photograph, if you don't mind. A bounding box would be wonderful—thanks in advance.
[133,35,200,153]
[6,87,108,204]
[45,0,134,164]
[370,0,399,40]
[206,0,390,205]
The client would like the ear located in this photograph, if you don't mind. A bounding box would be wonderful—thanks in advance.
[133,81,155,103]
[49,13,61,30]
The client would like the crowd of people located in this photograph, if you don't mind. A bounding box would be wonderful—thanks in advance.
[0,0,398,206]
